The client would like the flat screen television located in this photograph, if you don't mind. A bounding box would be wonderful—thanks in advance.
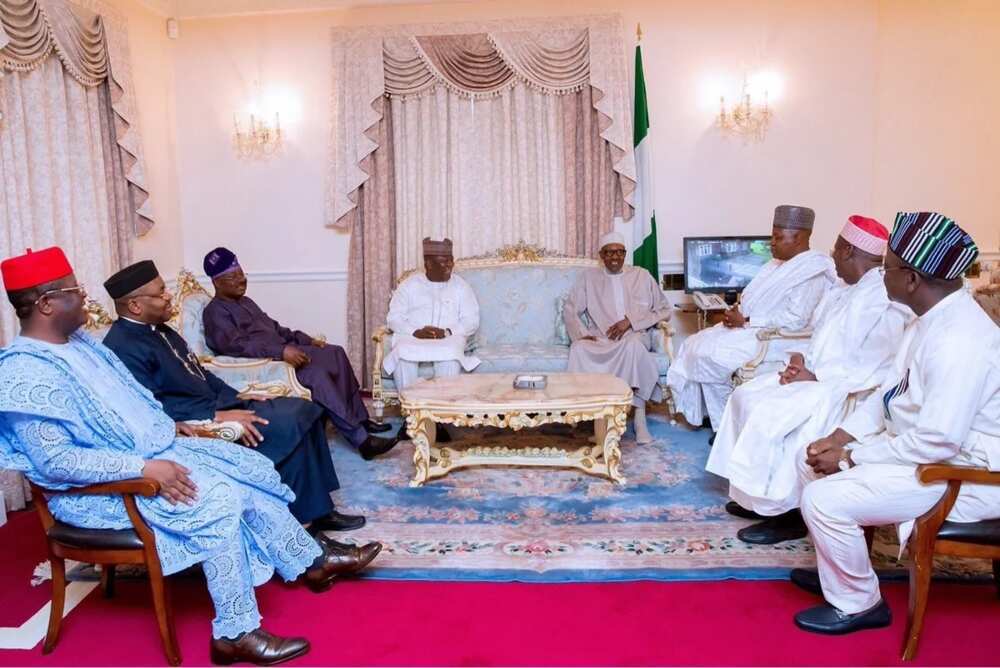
[683,236,773,294]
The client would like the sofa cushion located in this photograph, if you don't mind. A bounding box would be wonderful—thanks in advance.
[475,343,571,374]
[177,291,213,357]
[460,265,590,347]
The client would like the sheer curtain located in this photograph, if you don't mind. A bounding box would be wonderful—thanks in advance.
[0,55,124,342]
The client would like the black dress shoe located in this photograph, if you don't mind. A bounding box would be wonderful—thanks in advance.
[210,628,310,665]
[708,431,717,446]
[725,501,764,520]
[364,419,392,433]
[737,511,808,545]
[790,568,823,596]
[359,436,399,460]
[309,509,365,532]
[794,600,891,635]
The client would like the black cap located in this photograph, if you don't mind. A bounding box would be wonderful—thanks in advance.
[104,260,159,299]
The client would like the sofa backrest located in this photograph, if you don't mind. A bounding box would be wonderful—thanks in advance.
[170,271,214,357]
[394,244,600,347]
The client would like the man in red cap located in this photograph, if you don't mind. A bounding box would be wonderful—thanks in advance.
[0,247,380,665]
[706,216,911,545]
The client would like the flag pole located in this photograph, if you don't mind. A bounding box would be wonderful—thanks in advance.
[636,22,642,42]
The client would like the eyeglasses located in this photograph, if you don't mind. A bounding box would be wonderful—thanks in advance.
[34,285,87,305]
[878,266,912,276]
[601,250,627,258]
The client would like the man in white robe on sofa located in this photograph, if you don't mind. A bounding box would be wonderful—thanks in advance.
[563,231,672,443]
[706,215,911,544]
[667,205,836,433]
[383,237,480,390]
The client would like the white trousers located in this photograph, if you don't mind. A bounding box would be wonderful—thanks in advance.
[798,456,1000,614]
[392,360,462,390]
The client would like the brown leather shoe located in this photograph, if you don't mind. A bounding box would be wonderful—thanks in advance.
[303,541,382,592]
[209,628,310,666]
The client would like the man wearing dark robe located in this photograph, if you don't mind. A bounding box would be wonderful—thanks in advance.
[200,248,398,461]
[102,260,366,534]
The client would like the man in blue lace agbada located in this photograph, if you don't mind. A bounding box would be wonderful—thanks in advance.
[0,247,380,665]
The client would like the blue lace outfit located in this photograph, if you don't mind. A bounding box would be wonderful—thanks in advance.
[0,332,322,639]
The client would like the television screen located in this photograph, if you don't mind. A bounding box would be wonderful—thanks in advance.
[683,236,773,293]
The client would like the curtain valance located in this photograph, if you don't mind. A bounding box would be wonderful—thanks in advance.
[327,14,636,231]
[384,29,590,99]
[0,0,154,234]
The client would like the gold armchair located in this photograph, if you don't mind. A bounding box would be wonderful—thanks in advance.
[733,326,813,386]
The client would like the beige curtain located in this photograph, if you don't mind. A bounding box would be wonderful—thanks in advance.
[331,17,635,384]
[0,55,125,341]
[345,97,396,383]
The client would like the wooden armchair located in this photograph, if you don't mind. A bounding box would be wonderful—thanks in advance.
[29,478,181,666]
[902,464,1000,661]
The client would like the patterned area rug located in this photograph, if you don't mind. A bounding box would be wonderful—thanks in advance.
[328,409,991,583]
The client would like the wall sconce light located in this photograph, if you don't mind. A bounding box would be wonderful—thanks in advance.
[717,75,773,143]
[233,111,282,159]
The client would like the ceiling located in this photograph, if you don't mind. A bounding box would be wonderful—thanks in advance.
[135,0,479,18]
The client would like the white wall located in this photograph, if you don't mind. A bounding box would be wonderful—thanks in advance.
[116,0,999,345]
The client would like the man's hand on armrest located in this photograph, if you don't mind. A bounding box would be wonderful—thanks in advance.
[175,422,198,438]
[215,409,268,447]
[141,460,198,506]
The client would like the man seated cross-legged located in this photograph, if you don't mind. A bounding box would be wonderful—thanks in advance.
[200,247,398,461]
[0,247,380,665]
[102,259,367,536]
[706,215,911,544]
[790,213,1000,635]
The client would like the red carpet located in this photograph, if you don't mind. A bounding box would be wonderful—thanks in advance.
[2,509,998,666]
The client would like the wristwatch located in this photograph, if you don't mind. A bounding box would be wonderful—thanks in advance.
[837,447,853,472]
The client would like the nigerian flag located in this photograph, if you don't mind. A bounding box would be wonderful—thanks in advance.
[630,43,659,281]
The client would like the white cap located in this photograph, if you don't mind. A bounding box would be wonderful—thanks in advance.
[599,231,626,250]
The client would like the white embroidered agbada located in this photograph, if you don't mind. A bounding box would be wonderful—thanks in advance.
[383,273,481,374]
[563,266,672,403]
[799,288,1000,614]
[706,267,912,515]
[667,249,836,428]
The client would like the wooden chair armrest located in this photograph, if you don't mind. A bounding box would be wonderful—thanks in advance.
[917,464,1000,485]
[372,325,392,344]
[47,478,162,498]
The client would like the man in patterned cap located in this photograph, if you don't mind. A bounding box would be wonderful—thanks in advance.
[199,247,399,461]
[0,248,380,665]
[789,212,1000,635]
[707,216,911,544]
[563,231,672,443]
[667,205,836,436]
[383,237,481,391]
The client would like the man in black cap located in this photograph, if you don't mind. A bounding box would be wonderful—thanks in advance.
[199,247,398,460]
[102,260,366,535]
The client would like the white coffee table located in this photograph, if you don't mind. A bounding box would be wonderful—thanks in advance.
[398,372,633,487]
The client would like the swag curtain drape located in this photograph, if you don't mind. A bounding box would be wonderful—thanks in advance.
[330,16,636,381]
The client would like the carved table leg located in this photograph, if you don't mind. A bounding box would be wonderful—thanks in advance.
[408,412,437,487]
[601,407,628,485]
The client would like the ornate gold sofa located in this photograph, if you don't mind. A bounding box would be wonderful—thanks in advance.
[83,270,310,401]
[733,326,814,386]
[370,243,676,418]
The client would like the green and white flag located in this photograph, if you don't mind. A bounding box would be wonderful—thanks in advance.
[629,43,659,281]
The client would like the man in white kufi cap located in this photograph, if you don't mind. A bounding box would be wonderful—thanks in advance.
[563,231,672,443]
[706,215,911,545]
